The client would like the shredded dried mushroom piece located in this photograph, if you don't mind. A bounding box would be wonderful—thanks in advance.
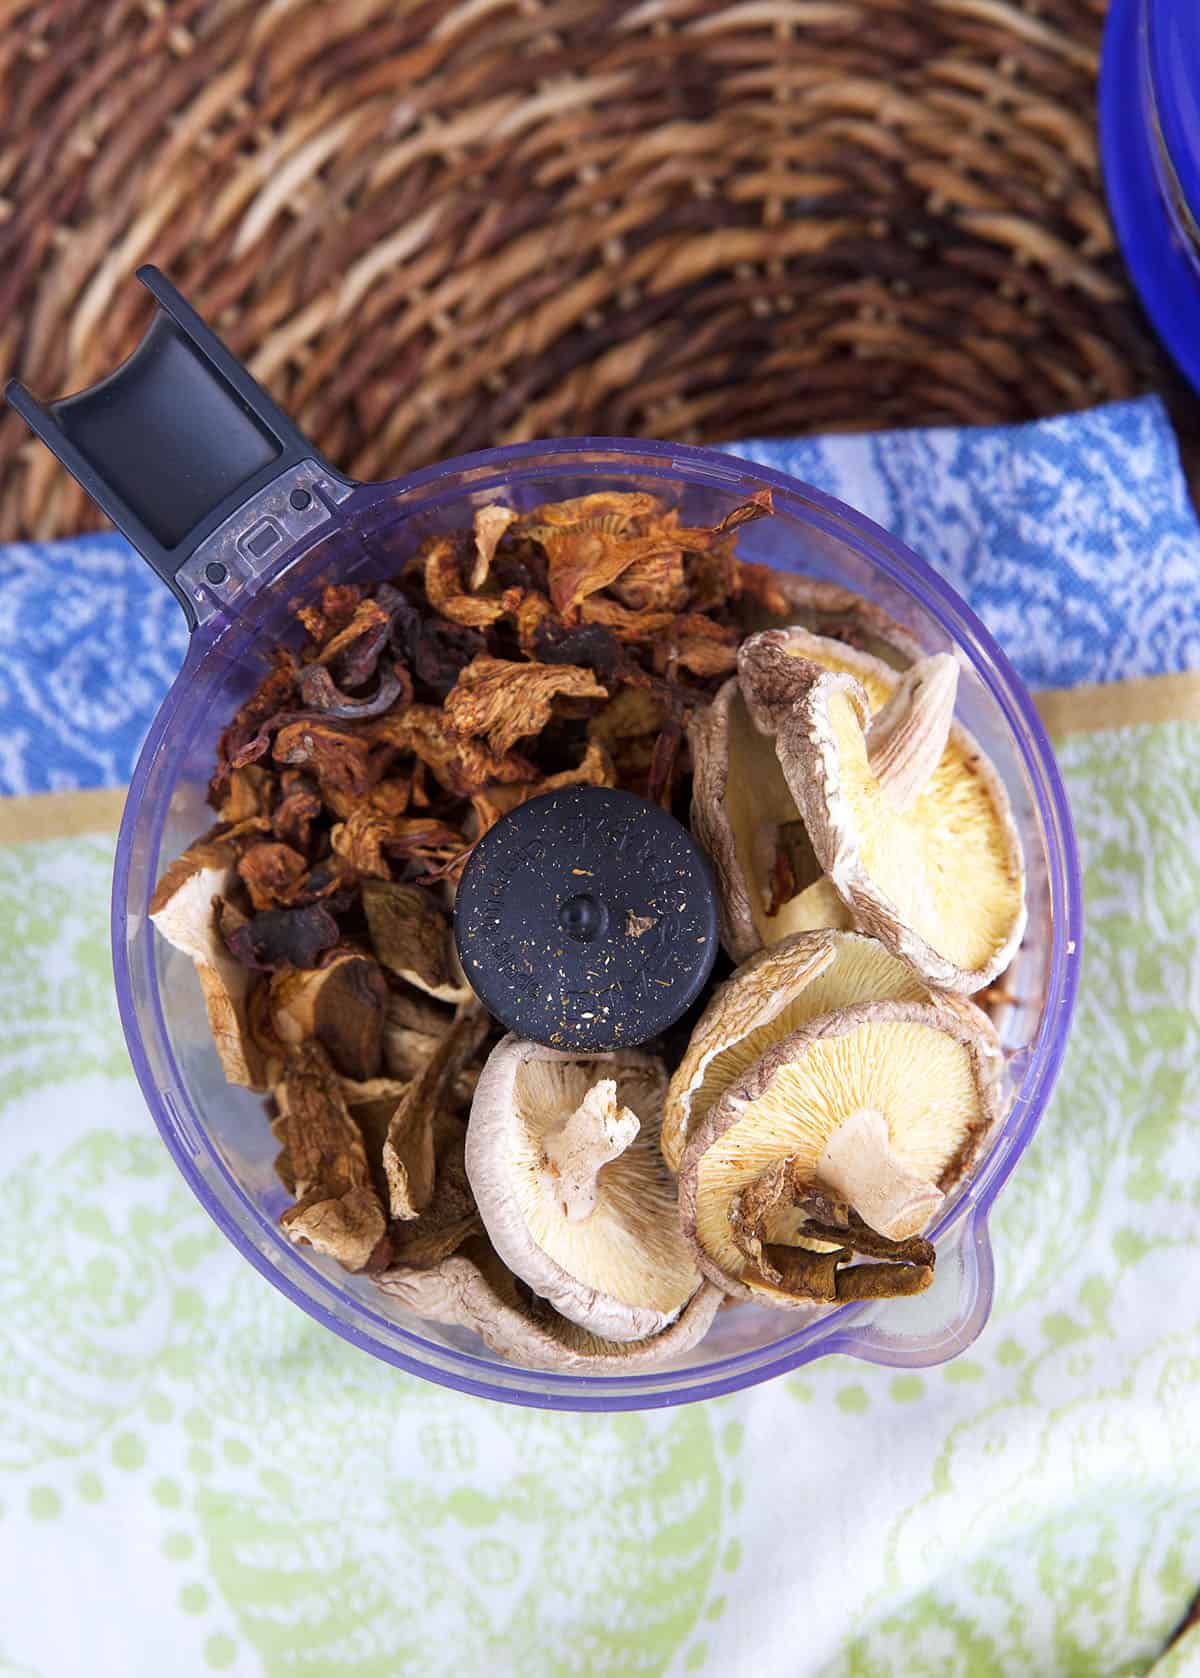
[150,486,1024,1371]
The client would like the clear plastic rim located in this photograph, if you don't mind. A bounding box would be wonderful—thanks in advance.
[112,437,1083,1410]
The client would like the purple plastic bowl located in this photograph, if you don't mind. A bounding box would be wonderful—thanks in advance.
[112,438,1082,1411]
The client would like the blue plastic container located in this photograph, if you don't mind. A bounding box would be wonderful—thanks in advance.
[1102,0,1200,390]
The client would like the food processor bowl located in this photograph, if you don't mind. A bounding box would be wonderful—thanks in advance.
[11,273,1082,1409]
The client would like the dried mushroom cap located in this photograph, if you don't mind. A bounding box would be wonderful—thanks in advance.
[679,999,999,1305]
[361,878,472,1003]
[465,1037,700,1342]
[741,629,1026,992]
[661,929,933,1173]
[274,1041,388,1271]
[691,678,853,962]
[378,1237,723,1373]
[149,840,263,1088]
[269,950,388,1081]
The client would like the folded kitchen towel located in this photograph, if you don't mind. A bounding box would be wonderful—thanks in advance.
[1,397,1198,799]
[0,396,1198,1678]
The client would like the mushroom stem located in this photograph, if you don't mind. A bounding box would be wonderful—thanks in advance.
[816,1106,944,1240]
[866,653,958,812]
[538,1079,641,1222]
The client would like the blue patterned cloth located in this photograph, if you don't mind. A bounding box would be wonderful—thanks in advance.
[1,397,1197,796]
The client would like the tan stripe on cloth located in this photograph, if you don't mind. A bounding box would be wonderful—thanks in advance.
[0,672,1197,846]
[0,785,128,845]
[1034,671,1200,737]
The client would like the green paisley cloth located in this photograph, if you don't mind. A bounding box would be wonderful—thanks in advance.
[1,400,1199,1676]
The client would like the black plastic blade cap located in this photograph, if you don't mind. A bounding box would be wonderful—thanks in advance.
[454,785,719,1052]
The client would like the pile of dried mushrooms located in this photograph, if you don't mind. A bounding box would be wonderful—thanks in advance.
[151,489,1024,1372]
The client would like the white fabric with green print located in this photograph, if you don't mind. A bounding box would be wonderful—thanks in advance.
[3,398,1200,1676]
[0,717,1197,1677]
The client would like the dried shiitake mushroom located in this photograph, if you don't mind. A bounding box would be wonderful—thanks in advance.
[740,628,1026,992]
[661,929,934,1173]
[736,571,924,668]
[691,674,856,961]
[149,839,264,1088]
[378,1237,723,1373]
[465,1038,702,1341]
[679,999,1001,1306]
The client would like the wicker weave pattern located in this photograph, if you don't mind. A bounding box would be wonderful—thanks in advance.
[0,0,1178,540]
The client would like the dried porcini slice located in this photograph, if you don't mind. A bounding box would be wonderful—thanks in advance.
[361,878,471,1002]
[149,840,264,1089]
[465,1038,701,1342]
[370,704,537,795]
[739,627,1026,992]
[679,999,1001,1305]
[661,929,934,1172]
[733,571,924,667]
[273,717,378,812]
[388,1113,481,1268]
[275,1040,388,1272]
[384,1005,489,1219]
[269,949,388,1081]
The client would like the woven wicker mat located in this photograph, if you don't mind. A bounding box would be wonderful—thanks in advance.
[2,0,1197,541]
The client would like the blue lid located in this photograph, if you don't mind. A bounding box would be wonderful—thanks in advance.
[1148,0,1200,228]
[1101,0,1200,393]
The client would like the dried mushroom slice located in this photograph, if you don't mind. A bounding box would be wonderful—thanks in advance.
[269,950,389,1081]
[465,1038,701,1342]
[691,677,854,961]
[149,840,263,1088]
[679,999,999,1305]
[384,1004,488,1219]
[274,1041,388,1272]
[661,930,934,1173]
[741,629,1026,992]
[389,1111,481,1268]
[377,1237,723,1373]
[361,878,473,1003]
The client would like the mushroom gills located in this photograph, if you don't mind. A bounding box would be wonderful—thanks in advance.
[662,930,932,1173]
[741,627,1025,990]
[682,1002,996,1305]
[466,1039,701,1341]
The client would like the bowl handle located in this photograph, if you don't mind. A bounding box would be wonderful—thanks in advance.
[829,1201,996,1370]
[5,266,354,629]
